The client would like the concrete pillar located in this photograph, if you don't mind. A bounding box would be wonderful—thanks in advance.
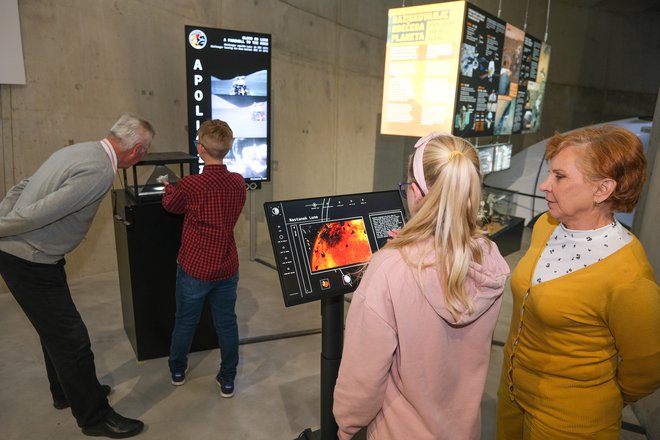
[631,88,660,439]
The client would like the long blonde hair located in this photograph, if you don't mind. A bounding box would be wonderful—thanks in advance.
[387,134,485,318]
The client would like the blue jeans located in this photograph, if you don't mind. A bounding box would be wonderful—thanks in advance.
[168,266,239,382]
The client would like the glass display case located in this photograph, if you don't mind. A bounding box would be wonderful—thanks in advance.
[479,186,520,248]
[122,152,197,202]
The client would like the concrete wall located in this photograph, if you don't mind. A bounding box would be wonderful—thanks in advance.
[1,0,659,283]
[632,88,660,439]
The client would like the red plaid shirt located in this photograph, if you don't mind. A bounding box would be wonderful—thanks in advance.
[162,164,246,281]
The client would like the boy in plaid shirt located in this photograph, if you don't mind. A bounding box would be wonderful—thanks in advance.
[162,119,246,397]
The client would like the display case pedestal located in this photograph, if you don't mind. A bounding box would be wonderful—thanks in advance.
[112,189,218,361]
[488,215,524,256]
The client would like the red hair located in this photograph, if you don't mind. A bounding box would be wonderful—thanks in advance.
[545,125,647,212]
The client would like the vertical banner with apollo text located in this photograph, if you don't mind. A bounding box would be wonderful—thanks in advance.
[185,25,271,181]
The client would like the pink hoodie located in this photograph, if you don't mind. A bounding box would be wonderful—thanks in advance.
[333,238,510,440]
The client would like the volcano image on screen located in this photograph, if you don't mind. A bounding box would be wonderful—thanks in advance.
[303,219,372,273]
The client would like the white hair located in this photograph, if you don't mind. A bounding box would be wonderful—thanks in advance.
[109,113,154,151]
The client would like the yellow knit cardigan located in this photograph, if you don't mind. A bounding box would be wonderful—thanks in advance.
[498,213,660,434]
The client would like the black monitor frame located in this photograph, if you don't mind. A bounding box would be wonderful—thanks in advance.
[264,190,407,307]
[185,25,271,182]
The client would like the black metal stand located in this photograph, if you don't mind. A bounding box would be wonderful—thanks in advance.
[247,182,277,271]
[295,294,345,440]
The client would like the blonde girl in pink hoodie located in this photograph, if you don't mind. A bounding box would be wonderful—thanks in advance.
[333,133,510,440]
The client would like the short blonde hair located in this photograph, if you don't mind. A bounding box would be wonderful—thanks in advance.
[198,119,233,160]
[545,125,647,212]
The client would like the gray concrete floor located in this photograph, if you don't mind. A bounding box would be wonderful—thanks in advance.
[0,228,648,439]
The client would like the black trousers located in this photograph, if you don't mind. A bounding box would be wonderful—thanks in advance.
[0,250,110,427]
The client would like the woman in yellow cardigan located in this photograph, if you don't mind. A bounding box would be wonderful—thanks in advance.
[496,125,660,439]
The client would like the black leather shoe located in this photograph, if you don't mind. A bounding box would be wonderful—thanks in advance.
[81,409,144,438]
[53,384,112,410]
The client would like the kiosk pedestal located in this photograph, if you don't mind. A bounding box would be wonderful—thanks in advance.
[112,189,218,361]
[296,295,343,440]
[320,295,344,439]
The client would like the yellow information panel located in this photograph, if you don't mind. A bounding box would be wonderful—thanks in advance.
[380,1,466,137]
[381,1,550,138]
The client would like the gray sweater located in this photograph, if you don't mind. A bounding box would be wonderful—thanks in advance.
[0,141,115,264]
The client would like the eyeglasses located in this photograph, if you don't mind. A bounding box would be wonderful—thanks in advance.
[398,182,412,199]
[398,181,426,199]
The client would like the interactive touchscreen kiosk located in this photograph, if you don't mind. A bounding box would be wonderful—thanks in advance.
[265,190,406,307]
[265,190,406,439]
